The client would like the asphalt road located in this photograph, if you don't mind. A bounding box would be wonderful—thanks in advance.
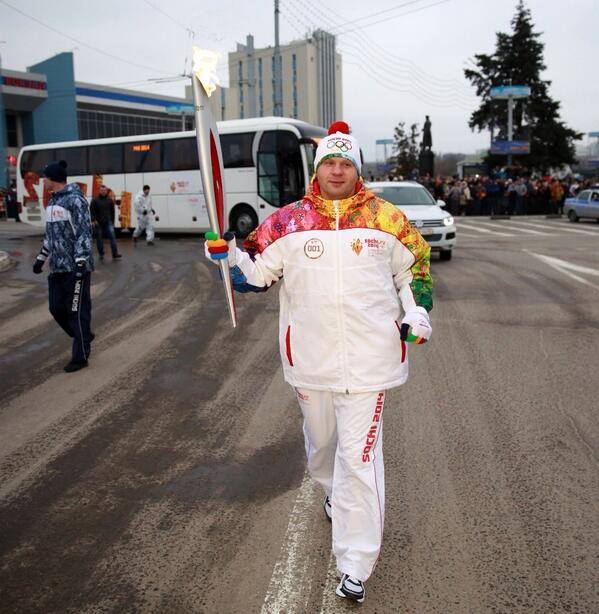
[0,216,597,614]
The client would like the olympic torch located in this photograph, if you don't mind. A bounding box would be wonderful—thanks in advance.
[192,47,237,328]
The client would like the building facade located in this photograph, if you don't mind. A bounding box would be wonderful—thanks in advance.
[208,31,342,128]
[1,34,343,188]
[0,52,194,187]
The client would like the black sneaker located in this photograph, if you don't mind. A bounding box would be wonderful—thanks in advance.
[63,360,88,373]
[147,241,154,246]
[113,253,122,259]
[323,496,332,522]
[336,574,365,603]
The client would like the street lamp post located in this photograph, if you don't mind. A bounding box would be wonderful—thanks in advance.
[490,85,531,169]
[0,42,8,190]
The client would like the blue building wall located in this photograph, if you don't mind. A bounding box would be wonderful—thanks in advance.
[21,113,35,147]
[0,75,7,189]
[28,53,78,144]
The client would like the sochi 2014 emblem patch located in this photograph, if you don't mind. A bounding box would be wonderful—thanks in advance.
[351,238,363,256]
[365,237,387,256]
[304,238,324,259]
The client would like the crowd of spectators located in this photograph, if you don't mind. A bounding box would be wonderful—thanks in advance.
[369,168,597,216]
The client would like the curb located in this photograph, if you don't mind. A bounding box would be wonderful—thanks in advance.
[0,250,14,273]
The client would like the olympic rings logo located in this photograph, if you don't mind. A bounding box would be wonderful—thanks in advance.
[327,138,352,152]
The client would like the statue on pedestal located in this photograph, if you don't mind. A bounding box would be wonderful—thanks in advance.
[419,115,434,176]
[421,115,432,151]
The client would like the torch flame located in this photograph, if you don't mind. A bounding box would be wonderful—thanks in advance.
[192,46,221,97]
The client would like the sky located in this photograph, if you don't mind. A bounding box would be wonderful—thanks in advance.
[1,0,597,161]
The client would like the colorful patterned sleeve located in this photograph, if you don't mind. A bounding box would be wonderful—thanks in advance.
[228,212,286,293]
[383,201,433,313]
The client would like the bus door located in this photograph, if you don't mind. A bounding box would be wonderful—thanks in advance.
[87,143,126,226]
[124,140,170,229]
[18,148,57,223]
[257,130,304,213]
[162,137,207,230]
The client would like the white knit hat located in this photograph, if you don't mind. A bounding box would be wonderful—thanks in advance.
[314,121,361,174]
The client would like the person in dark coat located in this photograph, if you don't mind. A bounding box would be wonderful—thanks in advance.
[90,185,121,260]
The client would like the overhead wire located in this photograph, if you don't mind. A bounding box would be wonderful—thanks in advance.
[284,0,474,107]
[142,0,195,36]
[327,0,443,34]
[141,0,228,77]
[341,53,473,110]
[336,38,475,104]
[296,0,471,94]
[331,0,451,36]
[296,0,474,97]
[0,0,175,76]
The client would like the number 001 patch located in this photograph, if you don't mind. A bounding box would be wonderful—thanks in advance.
[304,238,324,259]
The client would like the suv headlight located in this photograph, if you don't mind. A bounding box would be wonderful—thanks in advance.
[443,216,454,226]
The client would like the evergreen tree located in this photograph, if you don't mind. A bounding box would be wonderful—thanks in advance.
[393,121,419,178]
[464,0,581,171]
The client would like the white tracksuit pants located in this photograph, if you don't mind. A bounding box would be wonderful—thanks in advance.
[295,388,386,582]
[133,215,155,242]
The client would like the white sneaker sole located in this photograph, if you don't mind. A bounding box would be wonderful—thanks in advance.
[323,497,332,522]
[335,580,365,603]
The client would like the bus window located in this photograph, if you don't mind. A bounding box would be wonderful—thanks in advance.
[162,137,199,171]
[221,132,255,168]
[89,143,124,175]
[257,130,303,207]
[20,148,57,175]
[124,140,162,173]
[55,146,89,176]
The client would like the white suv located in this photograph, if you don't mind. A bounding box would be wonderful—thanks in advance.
[368,181,456,261]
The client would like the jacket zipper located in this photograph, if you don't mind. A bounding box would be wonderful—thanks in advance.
[333,200,350,394]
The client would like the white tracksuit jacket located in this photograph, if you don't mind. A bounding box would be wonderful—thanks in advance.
[134,191,153,217]
[230,185,433,392]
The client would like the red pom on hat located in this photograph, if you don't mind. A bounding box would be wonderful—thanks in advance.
[328,121,350,135]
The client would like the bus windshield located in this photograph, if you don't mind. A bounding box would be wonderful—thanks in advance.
[300,138,319,177]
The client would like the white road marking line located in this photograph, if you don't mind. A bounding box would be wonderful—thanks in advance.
[474,220,550,235]
[505,219,599,236]
[318,554,340,613]
[456,222,515,237]
[261,473,319,614]
[525,250,599,290]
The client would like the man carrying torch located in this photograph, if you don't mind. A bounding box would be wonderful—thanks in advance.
[204,109,433,601]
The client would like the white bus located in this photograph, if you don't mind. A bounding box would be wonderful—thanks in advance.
[17,117,327,237]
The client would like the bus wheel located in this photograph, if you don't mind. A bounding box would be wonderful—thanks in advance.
[230,205,258,238]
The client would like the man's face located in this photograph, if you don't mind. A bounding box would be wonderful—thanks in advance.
[99,186,108,196]
[43,177,62,192]
[316,157,358,200]
[143,188,150,196]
